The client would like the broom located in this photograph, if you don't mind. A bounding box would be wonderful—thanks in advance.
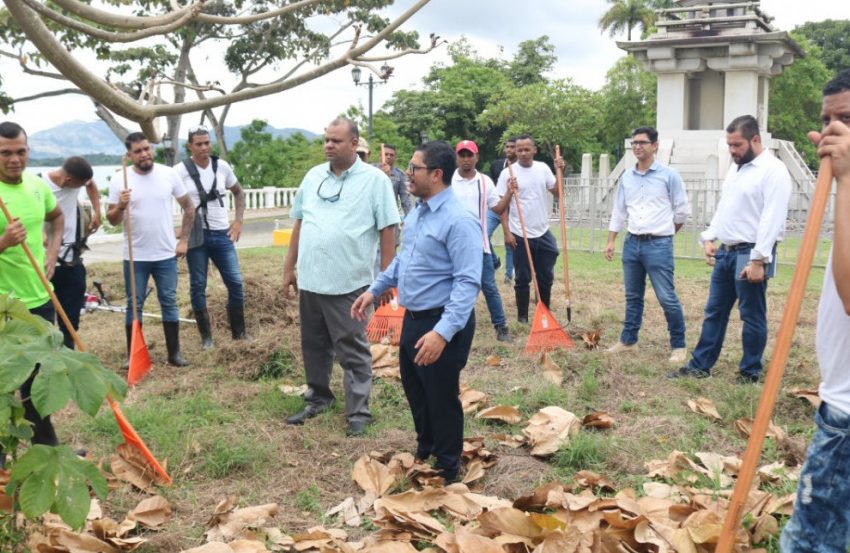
[716,157,834,551]
[0,193,171,485]
[506,162,575,355]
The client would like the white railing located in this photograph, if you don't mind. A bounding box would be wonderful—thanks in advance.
[95,186,298,217]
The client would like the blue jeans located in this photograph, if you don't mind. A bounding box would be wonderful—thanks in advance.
[486,210,513,278]
[688,245,767,377]
[620,235,686,348]
[186,229,245,311]
[123,257,179,325]
[781,401,850,552]
[481,253,507,328]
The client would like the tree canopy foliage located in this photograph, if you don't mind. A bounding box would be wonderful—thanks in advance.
[228,120,324,189]
[794,19,850,77]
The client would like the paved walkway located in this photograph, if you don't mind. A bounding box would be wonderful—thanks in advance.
[85,208,293,264]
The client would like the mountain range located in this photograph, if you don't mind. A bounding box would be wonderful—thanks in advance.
[27,120,318,159]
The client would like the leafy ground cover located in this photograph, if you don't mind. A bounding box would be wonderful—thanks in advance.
[3,245,825,551]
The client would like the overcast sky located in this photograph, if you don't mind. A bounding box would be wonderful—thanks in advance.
[2,0,848,136]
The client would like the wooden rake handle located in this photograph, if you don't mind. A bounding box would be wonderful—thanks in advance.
[121,158,140,322]
[555,145,572,310]
[507,162,541,301]
[716,157,834,551]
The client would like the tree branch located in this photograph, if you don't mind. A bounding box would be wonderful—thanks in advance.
[12,88,85,103]
[48,0,193,30]
[21,0,203,43]
[194,0,325,25]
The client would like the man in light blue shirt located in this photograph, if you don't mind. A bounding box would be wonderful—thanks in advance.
[283,117,400,437]
[604,126,691,364]
[352,141,482,483]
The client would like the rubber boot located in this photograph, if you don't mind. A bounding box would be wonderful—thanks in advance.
[227,305,252,341]
[121,324,132,370]
[516,288,530,323]
[194,309,214,350]
[162,321,189,367]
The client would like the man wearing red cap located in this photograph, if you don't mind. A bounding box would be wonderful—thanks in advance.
[452,140,513,342]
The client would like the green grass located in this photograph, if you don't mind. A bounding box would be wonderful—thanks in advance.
[294,484,322,514]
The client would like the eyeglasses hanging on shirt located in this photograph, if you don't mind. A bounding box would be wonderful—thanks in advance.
[317,173,347,203]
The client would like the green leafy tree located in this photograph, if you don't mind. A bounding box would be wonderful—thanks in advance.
[769,33,832,167]
[228,120,324,189]
[508,36,557,87]
[1,294,127,529]
[345,105,415,168]
[599,56,657,158]
[795,20,850,76]
[478,79,603,169]
[598,0,656,41]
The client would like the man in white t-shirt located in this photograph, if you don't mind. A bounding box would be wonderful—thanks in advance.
[45,156,101,348]
[107,132,195,367]
[495,134,564,323]
[451,140,513,342]
[174,125,249,349]
[781,68,850,553]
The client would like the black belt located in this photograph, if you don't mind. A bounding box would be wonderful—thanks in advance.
[719,242,755,252]
[630,233,670,241]
[405,307,444,320]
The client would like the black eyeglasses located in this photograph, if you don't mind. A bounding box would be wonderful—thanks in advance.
[317,174,346,202]
[407,164,435,175]
[631,140,653,148]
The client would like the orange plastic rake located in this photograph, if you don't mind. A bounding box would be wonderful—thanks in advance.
[506,162,575,355]
[0,193,171,485]
[366,289,405,345]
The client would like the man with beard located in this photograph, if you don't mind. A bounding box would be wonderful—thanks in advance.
[488,137,516,283]
[283,117,399,437]
[0,121,65,467]
[351,141,481,483]
[669,115,791,383]
[175,125,250,349]
[107,132,195,367]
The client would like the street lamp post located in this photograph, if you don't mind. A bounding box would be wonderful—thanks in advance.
[351,64,392,138]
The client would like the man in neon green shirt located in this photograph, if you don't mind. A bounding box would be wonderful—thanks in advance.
[0,121,65,467]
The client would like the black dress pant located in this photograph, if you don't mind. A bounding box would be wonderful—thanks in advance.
[51,263,86,349]
[399,309,475,476]
[512,230,559,310]
[1,302,60,467]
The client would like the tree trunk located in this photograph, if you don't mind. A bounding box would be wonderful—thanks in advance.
[166,33,194,165]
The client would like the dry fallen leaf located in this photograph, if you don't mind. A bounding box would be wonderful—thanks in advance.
[373,367,401,380]
[573,470,615,492]
[491,433,526,448]
[790,388,821,408]
[352,455,398,497]
[459,386,489,414]
[476,405,522,425]
[371,344,398,369]
[485,355,501,367]
[735,418,786,441]
[127,495,172,529]
[205,501,279,542]
[687,397,722,421]
[581,330,601,349]
[278,384,308,397]
[522,406,581,457]
[582,412,615,430]
[538,352,563,386]
[325,497,362,528]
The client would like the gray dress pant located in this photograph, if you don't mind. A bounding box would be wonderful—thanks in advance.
[299,288,373,423]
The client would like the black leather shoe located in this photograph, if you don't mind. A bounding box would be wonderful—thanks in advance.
[496,326,512,342]
[736,373,760,384]
[436,467,460,484]
[345,419,369,437]
[286,406,326,425]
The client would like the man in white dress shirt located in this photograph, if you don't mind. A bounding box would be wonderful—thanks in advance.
[669,115,791,383]
[604,127,691,364]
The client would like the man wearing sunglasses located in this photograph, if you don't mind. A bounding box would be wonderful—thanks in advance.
[175,125,250,349]
[604,127,690,364]
[283,117,400,437]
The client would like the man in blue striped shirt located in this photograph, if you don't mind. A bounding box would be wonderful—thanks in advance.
[352,141,482,483]
[604,126,691,364]
[283,117,400,437]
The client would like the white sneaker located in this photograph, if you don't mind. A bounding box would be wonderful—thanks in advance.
[605,342,637,355]
[669,348,687,364]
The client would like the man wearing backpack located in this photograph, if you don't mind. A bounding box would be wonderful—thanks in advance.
[175,125,249,349]
[44,156,102,348]
[604,127,690,364]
